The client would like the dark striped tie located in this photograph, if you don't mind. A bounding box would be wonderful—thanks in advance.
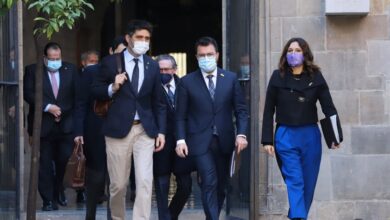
[206,74,215,100]
[166,84,175,107]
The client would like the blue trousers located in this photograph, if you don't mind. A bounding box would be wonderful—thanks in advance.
[275,124,322,220]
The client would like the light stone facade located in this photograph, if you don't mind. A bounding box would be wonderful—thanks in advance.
[258,0,390,219]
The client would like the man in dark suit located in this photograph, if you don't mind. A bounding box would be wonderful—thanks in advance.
[175,37,249,220]
[91,20,166,220]
[154,54,195,220]
[23,42,79,211]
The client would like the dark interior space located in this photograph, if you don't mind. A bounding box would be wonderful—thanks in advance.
[98,0,222,72]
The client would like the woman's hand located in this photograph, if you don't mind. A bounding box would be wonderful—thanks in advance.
[264,145,275,156]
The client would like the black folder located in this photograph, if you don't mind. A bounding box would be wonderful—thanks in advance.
[320,115,343,149]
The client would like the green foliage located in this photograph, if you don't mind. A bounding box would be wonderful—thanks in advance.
[28,0,94,39]
[0,0,16,16]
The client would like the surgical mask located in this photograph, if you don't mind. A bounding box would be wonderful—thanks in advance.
[286,53,304,67]
[47,59,62,71]
[240,65,250,78]
[198,56,217,73]
[132,41,149,55]
[161,74,173,85]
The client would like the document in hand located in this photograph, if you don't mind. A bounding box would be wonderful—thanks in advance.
[230,149,242,178]
[320,114,343,148]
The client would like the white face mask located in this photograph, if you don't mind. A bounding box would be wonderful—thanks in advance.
[132,41,150,55]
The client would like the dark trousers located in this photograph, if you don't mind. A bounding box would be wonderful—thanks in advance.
[275,124,322,219]
[194,136,231,220]
[154,173,192,220]
[85,168,107,220]
[38,124,73,203]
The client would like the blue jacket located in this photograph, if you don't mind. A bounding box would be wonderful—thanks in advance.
[175,68,248,156]
[91,52,166,138]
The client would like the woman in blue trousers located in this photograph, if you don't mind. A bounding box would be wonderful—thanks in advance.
[261,37,342,220]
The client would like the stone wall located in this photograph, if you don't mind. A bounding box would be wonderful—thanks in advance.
[261,0,390,219]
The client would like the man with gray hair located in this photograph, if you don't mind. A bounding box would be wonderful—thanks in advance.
[154,54,195,220]
[80,50,99,69]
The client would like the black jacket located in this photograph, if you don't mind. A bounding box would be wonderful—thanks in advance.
[24,62,79,137]
[261,69,338,145]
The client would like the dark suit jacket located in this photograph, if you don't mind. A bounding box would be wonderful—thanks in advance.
[23,62,79,137]
[74,64,107,170]
[91,52,166,138]
[176,68,248,156]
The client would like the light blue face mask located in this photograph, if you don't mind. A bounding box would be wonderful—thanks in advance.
[198,56,217,73]
[47,59,62,71]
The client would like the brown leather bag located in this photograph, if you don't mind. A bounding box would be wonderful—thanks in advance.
[93,54,123,117]
[63,142,86,189]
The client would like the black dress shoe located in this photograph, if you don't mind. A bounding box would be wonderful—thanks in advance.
[41,201,58,211]
[76,190,86,203]
[57,190,68,206]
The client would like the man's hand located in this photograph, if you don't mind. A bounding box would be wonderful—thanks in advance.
[235,135,248,154]
[331,143,341,149]
[264,145,275,156]
[112,73,128,92]
[155,133,165,152]
[74,136,84,145]
[176,143,188,158]
[48,104,61,118]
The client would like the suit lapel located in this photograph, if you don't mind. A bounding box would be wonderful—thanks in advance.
[138,55,151,96]
[43,67,56,100]
[56,66,67,100]
[195,70,214,104]
[214,68,225,106]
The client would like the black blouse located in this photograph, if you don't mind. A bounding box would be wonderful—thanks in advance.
[261,69,338,145]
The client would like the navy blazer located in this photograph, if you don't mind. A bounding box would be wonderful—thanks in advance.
[23,62,79,137]
[91,52,167,138]
[175,68,248,156]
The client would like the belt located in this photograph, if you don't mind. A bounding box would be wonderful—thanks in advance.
[133,120,141,125]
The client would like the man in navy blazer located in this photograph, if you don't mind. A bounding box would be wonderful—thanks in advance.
[24,42,80,211]
[91,20,166,220]
[175,37,249,219]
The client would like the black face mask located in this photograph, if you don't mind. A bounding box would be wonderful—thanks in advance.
[160,74,173,85]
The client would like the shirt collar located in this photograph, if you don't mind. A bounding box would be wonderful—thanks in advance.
[201,68,217,78]
[124,49,144,63]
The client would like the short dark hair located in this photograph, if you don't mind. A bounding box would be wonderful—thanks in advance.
[195,36,219,53]
[126,20,153,37]
[155,54,177,69]
[44,42,62,56]
[111,36,128,51]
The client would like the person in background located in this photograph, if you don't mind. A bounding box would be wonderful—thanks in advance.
[154,54,195,220]
[24,42,80,211]
[262,37,342,220]
[74,49,100,205]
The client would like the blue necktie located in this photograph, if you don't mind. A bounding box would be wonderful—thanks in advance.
[166,84,175,107]
[132,58,139,94]
[207,74,215,100]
